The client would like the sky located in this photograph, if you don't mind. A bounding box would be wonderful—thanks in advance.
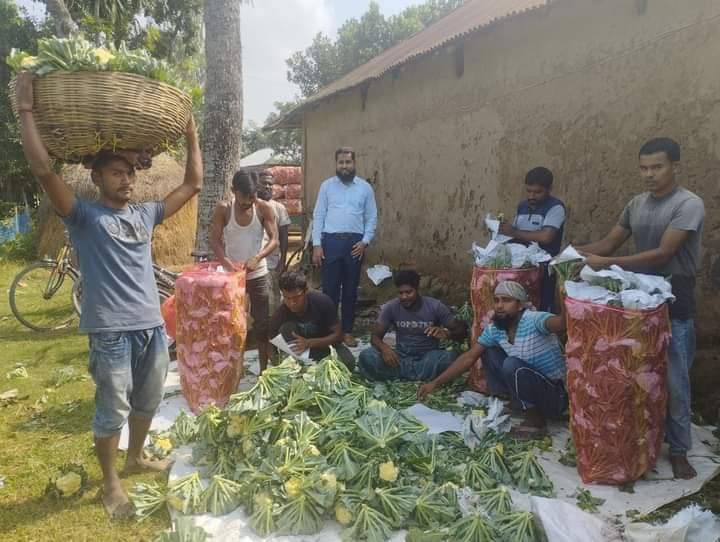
[15,0,424,124]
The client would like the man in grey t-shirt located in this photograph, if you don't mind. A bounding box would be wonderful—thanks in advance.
[16,73,203,517]
[358,269,467,381]
[578,137,704,480]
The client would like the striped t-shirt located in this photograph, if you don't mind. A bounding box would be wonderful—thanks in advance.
[478,310,565,381]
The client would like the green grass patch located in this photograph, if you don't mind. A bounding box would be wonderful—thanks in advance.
[0,262,170,541]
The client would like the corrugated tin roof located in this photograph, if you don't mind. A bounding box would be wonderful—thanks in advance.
[266,0,549,130]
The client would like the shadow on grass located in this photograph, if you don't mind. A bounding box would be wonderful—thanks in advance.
[0,326,81,344]
[10,397,94,435]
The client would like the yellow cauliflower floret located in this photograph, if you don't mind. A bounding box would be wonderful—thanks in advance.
[379,460,399,482]
[284,478,302,498]
[335,504,353,525]
[94,48,114,64]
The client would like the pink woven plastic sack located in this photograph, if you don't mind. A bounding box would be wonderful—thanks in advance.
[271,184,286,200]
[468,266,543,394]
[285,184,302,200]
[565,297,670,484]
[284,199,303,216]
[267,166,302,186]
[175,262,247,413]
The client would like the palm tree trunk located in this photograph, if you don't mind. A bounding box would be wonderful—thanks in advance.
[195,0,244,252]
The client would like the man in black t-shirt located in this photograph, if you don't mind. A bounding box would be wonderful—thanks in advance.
[269,272,355,369]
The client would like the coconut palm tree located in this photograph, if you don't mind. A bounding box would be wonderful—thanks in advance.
[194,0,246,251]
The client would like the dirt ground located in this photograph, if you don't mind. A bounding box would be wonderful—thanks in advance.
[691,344,720,425]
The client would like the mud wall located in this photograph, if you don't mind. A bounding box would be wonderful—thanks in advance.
[302,0,720,339]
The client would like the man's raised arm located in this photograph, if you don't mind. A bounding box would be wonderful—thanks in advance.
[16,72,75,217]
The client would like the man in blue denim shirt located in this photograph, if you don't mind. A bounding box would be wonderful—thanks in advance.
[578,137,704,480]
[16,73,203,517]
[359,270,467,381]
[312,147,378,347]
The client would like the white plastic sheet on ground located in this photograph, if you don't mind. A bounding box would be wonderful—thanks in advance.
[141,340,718,541]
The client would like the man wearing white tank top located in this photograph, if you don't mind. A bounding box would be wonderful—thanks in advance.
[210,171,279,373]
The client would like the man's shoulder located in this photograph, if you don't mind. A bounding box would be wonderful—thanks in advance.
[421,296,449,312]
[354,177,373,191]
[547,195,565,209]
[675,187,704,207]
[308,289,335,307]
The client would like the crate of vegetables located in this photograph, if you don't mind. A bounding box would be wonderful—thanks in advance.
[7,35,194,163]
[563,265,674,484]
[174,263,247,414]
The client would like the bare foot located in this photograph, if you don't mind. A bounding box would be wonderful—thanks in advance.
[101,483,134,520]
[121,455,172,476]
[670,455,697,479]
[509,408,548,440]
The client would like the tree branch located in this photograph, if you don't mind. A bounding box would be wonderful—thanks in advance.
[43,0,79,37]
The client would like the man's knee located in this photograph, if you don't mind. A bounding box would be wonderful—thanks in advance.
[358,347,383,374]
[501,356,525,382]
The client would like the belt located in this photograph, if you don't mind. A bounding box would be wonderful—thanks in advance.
[323,232,361,240]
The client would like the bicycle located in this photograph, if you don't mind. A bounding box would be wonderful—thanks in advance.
[8,235,207,332]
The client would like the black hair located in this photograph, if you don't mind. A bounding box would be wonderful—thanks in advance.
[394,269,420,289]
[335,147,356,161]
[524,166,553,188]
[279,271,308,292]
[91,151,135,173]
[232,170,258,195]
[639,137,680,162]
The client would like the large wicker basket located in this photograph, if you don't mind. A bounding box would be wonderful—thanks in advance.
[9,71,193,163]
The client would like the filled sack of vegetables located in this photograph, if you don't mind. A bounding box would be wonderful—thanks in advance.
[7,35,194,163]
[175,263,247,414]
[284,198,303,216]
[564,297,670,484]
[468,264,543,394]
[267,165,302,186]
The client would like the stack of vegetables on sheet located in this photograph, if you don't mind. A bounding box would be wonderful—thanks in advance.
[131,354,554,541]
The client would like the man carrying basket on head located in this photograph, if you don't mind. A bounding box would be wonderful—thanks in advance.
[16,72,203,518]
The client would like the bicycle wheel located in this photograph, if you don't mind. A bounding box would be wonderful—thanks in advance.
[9,261,78,331]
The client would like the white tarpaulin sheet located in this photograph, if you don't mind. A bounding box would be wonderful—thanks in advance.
[140,342,719,541]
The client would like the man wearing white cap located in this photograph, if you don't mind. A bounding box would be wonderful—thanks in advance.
[418,281,567,439]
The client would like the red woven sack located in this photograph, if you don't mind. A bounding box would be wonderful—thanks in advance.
[565,297,670,484]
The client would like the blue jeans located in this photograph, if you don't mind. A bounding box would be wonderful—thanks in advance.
[482,347,568,418]
[358,345,458,381]
[666,319,696,456]
[88,326,170,438]
[321,233,363,333]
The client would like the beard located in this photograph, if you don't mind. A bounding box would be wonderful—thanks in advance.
[492,313,517,331]
[257,188,272,201]
[336,168,356,183]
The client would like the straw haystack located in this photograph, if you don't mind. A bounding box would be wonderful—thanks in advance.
[36,153,197,267]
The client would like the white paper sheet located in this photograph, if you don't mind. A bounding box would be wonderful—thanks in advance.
[269,334,310,362]
[404,403,464,433]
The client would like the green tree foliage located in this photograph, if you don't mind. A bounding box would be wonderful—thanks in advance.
[243,100,302,163]
[286,0,465,97]
[0,1,46,202]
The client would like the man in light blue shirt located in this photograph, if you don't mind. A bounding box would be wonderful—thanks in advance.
[312,147,378,346]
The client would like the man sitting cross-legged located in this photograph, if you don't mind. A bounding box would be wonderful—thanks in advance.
[269,271,355,369]
[358,269,467,381]
[418,281,568,439]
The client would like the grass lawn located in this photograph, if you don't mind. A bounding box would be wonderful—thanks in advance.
[0,261,170,541]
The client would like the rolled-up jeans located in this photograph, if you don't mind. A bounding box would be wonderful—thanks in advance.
[666,319,695,456]
[358,345,457,381]
[88,326,170,438]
